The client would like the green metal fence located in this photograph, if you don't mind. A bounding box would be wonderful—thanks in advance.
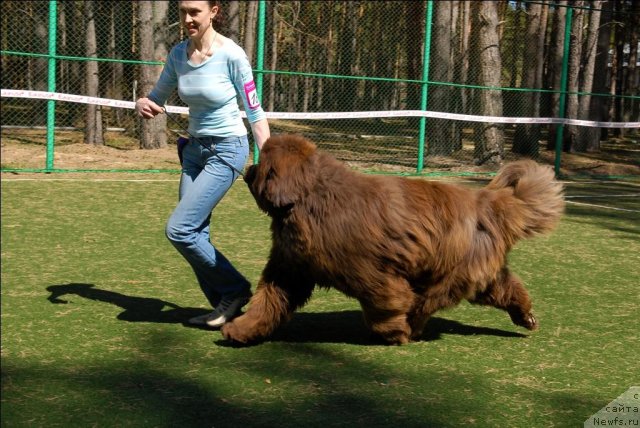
[1,1,638,176]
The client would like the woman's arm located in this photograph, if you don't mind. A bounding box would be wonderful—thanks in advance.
[135,44,180,118]
[249,118,271,151]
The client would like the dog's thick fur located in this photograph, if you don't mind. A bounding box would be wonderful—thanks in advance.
[222,134,564,345]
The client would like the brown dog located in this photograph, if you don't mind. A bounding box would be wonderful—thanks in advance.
[222,134,564,345]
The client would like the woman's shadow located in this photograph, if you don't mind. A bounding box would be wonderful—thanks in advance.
[46,283,210,325]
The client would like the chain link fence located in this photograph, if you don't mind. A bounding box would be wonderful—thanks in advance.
[1,1,638,175]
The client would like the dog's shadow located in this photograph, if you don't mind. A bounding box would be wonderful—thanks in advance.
[45,283,210,326]
[46,284,527,344]
[265,311,528,346]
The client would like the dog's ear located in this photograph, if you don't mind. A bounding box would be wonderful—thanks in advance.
[265,156,307,207]
[262,135,317,208]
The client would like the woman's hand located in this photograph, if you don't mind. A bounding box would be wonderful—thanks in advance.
[135,97,164,119]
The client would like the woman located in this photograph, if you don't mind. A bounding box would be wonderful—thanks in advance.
[135,1,270,328]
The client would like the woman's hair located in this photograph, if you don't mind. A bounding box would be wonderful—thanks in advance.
[208,1,224,28]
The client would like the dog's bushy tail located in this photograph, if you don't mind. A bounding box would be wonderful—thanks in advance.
[485,160,565,242]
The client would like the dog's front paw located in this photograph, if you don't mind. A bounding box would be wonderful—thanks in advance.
[221,320,245,343]
[221,316,259,344]
[509,311,539,331]
[521,313,539,330]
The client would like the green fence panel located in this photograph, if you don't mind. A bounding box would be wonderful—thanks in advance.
[0,1,638,177]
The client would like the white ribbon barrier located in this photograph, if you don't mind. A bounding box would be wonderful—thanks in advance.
[2,89,639,129]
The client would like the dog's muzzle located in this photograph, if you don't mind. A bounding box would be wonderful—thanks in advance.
[244,164,257,186]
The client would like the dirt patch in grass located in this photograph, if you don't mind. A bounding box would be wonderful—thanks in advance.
[1,129,181,171]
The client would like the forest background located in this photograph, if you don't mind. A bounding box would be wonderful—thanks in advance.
[0,0,638,175]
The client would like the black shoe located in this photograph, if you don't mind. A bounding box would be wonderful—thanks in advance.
[205,289,252,328]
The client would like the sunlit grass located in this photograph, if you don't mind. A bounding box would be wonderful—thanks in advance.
[1,177,638,427]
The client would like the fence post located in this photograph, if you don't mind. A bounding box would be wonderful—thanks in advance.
[46,0,58,172]
[554,5,573,177]
[417,0,433,173]
[253,0,267,164]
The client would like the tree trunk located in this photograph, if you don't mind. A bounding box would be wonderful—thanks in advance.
[268,5,282,112]
[314,0,333,110]
[472,1,504,165]
[622,1,639,128]
[428,1,455,156]
[576,1,603,152]
[536,3,549,102]
[300,3,311,112]
[449,1,462,152]
[564,1,585,152]
[137,1,167,149]
[405,0,424,111]
[322,0,337,111]
[337,1,358,111]
[244,1,257,63]
[58,2,67,94]
[590,0,613,146]
[227,1,241,44]
[546,1,567,149]
[58,2,72,126]
[351,3,365,111]
[509,2,523,89]
[152,1,169,148]
[33,2,48,124]
[513,1,544,156]
[33,2,48,92]
[609,7,625,136]
[108,1,125,128]
[84,0,104,145]
[459,0,471,114]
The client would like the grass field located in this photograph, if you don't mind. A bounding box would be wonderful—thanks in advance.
[1,174,639,427]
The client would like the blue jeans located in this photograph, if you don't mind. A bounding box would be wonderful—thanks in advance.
[165,135,251,308]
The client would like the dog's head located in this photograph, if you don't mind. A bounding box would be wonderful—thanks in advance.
[244,134,318,215]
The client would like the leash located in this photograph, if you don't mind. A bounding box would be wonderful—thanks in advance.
[162,108,244,177]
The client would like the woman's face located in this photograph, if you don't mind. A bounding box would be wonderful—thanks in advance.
[178,1,218,39]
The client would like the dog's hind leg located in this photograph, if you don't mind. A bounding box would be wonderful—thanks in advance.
[469,267,538,330]
[361,305,412,345]
[406,296,430,341]
[408,278,466,341]
[358,277,416,345]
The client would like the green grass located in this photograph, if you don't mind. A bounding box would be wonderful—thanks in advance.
[1,176,639,427]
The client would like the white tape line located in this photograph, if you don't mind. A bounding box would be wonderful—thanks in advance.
[565,200,640,213]
[0,89,189,114]
[267,110,640,128]
[2,89,640,128]
[563,181,640,185]
[565,194,640,199]
[0,178,180,182]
